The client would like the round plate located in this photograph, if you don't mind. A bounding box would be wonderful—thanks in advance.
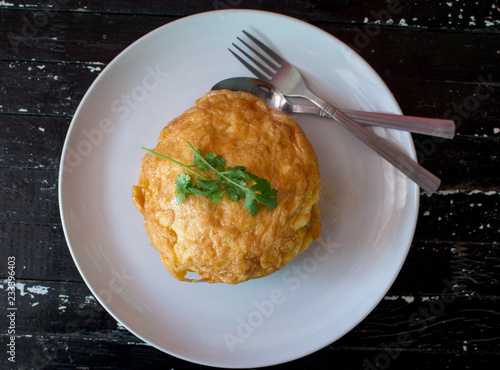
[59,9,418,368]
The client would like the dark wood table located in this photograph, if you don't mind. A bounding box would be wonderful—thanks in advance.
[1,1,499,369]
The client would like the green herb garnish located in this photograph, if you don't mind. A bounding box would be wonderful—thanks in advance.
[142,142,277,216]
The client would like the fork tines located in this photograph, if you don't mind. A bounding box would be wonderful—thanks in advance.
[229,30,282,80]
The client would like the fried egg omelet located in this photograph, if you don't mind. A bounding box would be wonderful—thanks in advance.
[132,90,321,284]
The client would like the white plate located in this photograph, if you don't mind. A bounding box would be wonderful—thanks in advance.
[59,9,418,368]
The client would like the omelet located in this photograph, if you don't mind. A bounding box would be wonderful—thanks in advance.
[132,90,321,284]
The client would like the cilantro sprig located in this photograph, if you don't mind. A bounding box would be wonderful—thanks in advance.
[142,143,277,216]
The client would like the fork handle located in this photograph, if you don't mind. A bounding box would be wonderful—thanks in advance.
[342,110,455,139]
[292,105,455,139]
[316,102,441,193]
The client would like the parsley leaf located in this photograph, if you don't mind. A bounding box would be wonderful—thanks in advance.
[193,150,226,172]
[174,173,192,204]
[142,143,278,216]
[194,179,225,203]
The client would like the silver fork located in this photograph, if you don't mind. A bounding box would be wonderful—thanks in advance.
[230,30,441,194]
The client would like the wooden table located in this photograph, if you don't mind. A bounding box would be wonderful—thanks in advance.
[1,1,498,369]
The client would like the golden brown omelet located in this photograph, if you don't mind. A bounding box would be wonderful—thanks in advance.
[132,90,321,284]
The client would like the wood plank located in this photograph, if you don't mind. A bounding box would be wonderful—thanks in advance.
[0,222,81,281]
[386,79,500,139]
[340,296,500,353]
[0,11,173,63]
[1,333,498,369]
[0,334,199,369]
[0,115,69,170]
[1,0,499,30]
[0,12,499,83]
[0,61,100,116]
[0,280,113,335]
[0,169,60,224]
[417,190,500,242]
[393,241,500,296]
[329,26,500,83]
[413,137,500,188]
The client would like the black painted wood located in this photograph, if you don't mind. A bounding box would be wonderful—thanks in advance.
[0,1,499,369]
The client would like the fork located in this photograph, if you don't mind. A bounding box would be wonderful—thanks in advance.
[229,31,441,194]
[212,77,455,139]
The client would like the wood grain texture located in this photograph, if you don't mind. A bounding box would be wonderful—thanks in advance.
[1,0,499,29]
[0,0,498,368]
